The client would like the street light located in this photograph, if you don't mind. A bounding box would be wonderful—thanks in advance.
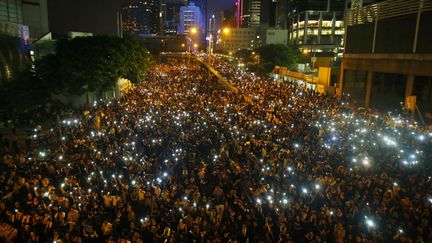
[188,27,199,64]
[222,27,230,35]
[222,27,230,53]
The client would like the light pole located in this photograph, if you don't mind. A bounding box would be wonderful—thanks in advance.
[208,15,216,55]
[222,27,230,54]
[187,27,198,64]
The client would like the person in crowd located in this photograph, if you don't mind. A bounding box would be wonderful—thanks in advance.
[1,60,431,242]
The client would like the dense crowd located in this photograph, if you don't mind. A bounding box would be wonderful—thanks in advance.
[1,59,432,243]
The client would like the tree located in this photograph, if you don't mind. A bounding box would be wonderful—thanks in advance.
[234,49,253,63]
[36,36,151,95]
[256,44,302,74]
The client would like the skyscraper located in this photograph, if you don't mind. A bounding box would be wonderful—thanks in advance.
[0,0,48,40]
[237,0,277,28]
[178,2,204,34]
[0,0,22,24]
[165,0,185,35]
[121,0,159,36]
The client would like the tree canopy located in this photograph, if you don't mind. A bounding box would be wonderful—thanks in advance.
[256,44,302,73]
[36,36,151,95]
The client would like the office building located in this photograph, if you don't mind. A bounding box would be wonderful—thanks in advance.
[237,0,277,28]
[160,0,166,35]
[0,0,48,40]
[1,0,48,81]
[165,0,185,35]
[216,27,258,53]
[339,0,432,120]
[286,0,345,68]
[21,0,48,39]
[265,29,288,45]
[178,2,204,34]
[121,0,159,36]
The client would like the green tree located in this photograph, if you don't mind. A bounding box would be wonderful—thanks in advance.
[36,36,151,95]
[256,44,302,73]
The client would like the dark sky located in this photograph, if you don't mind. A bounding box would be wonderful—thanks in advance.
[48,0,121,36]
[208,0,235,16]
[48,0,236,35]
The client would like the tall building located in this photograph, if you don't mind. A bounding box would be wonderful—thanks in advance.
[189,0,207,30]
[235,0,243,27]
[221,9,235,28]
[1,0,48,81]
[286,0,345,68]
[165,0,185,35]
[178,2,204,34]
[339,0,432,121]
[122,0,159,36]
[21,0,48,39]
[237,0,277,28]
[0,0,22,24]
[276,0,289,28]
[160,0,166,35]
[216,27,257,53]
[0,0,48,40]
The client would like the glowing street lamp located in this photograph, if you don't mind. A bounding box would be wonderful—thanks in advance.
[222,27,230,35]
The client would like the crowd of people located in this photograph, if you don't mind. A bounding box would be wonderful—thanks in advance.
[1,59,431,242]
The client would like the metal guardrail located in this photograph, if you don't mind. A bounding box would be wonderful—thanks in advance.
[346,0,432,26]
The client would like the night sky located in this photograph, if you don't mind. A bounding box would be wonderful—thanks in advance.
[48,0,236,36]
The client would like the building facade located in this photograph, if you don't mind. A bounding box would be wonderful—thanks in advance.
[237,0,277,28]
[217,27,257,53]
[178,2,204,34]
[339,0,432,122]
[121,0,160,36]
[1,0,48,81]
[21,0,48,39]
[0,0,48,40]
[265,29,288,45]
[165,0,185,35]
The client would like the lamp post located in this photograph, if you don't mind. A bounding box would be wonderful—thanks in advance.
[222,27,230,54]
[188,27,198,64]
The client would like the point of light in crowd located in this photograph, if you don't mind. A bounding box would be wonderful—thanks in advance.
[366,219,375,228]
[362,157,370,165]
